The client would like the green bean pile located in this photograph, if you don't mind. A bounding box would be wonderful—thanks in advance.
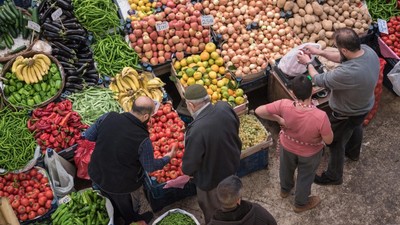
[72,0,120,37]
[366,0,400,21]
[92,35,140,77]
[157,212,197,225]
[67,87,122,125]
[0,108,36,172]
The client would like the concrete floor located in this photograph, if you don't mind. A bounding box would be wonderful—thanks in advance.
[146,86,400,225]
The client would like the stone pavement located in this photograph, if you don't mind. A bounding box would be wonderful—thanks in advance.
[145,87,400,225]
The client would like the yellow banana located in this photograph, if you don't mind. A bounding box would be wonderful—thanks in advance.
[109,82,119,93]
[32,63,44,80]
[22,66,32,84]
[140,88,153,98]
[119,76,132,90]
[36,59,49,75]
[11,56,25,73]
[126,74,140,89]
[15,64,25,81]
[114,74,125,92]
[33,54,51,66]
[29,67,39,83]
[122,76,138,91]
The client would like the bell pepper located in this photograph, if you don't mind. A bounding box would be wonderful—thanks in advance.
[27,99,35,106]
[33,83,41,92]
[39,133,50,140]
[33,95,42,104]
[41,83,48,92]
[49,135,56,143]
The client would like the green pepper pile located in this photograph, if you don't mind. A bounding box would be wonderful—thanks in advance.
[52,189,109,225]
[239,114,269,150]
[156,212,197,225]
[2,63,62,108]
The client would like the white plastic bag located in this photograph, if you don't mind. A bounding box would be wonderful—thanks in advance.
[44,149,76,198]
[152,208,200,225]
[278,43,321,76]
[387,61,400,96]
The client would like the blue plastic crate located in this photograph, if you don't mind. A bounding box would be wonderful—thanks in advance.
[237,149,269,177]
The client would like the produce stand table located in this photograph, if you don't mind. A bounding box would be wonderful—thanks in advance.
[268,70,331,113]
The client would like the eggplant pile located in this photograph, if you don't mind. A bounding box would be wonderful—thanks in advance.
[38,0,99,93]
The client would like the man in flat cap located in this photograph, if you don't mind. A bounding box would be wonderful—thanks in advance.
[182,84,242,224]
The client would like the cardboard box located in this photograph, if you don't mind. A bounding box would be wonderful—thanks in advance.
[0,197,20,225]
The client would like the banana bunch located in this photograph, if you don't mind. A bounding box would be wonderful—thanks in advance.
[11,54,51,84]
[109,67,165,112]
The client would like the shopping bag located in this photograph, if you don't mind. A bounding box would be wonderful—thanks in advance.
[44,149,76,198]
[73,139,96,180]
[278,43,321,76]
[387,60,400,96]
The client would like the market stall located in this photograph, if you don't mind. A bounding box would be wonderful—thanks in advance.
[0,0,399,223]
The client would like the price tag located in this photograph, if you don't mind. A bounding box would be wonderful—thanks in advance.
[51,8,63,21]
[27,21,41,33]
[201,15,215,26]
[58,195,72,205]
[156,21,169,32]
[377,19,388,34]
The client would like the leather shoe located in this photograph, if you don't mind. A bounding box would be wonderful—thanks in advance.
[314,172,343,185]
[293,196,321,213]
[280,191,290,198]
[345,153,359,161]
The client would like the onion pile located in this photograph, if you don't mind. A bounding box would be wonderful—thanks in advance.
[129,0,211,65]
[203,0,301,77]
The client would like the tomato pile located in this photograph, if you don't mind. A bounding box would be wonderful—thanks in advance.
[0,168,54,222]
[27,100,88,153]
[148,103,186,183]
[380,16,400,58]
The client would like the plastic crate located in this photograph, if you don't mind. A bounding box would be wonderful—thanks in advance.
[58,144,78,162]
[239,72,269,93]
[143,173,197,212]
[237,149,269,177]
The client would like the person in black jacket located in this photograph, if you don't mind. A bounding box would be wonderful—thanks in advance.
[209,175,277,225]
[182,84,242,224]
[86,96,176,225]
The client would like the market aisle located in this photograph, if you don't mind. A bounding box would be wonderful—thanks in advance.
[146,87,400,225]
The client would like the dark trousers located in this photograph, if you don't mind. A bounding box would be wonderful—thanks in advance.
[325,111,367,180]
[280,147,322,206]
[197,187,220,224]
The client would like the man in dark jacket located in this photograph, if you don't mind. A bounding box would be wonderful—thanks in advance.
[182,84,242,224]
[209,175,277,225]
[86,96,176,225]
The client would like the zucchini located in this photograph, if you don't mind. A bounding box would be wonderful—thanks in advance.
[9,45,27,54]
[0,42,6,50]
[31,7,39,23]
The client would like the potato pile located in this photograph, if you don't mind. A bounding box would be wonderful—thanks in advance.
[279,0,372,49]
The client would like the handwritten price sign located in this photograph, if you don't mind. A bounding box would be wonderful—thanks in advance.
[201,15,215,26]
[156,21,169,31]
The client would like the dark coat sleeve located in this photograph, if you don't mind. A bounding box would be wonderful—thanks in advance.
[253,203,277,225]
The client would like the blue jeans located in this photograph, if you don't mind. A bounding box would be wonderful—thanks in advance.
[280,147,323,206]
[325,111,367,180]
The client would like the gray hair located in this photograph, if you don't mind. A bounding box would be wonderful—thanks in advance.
[186,95,210,105]
[217,175,243,209]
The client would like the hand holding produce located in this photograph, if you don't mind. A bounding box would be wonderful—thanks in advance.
[0,167,54,222]
[239,114,269,150]
[380,16,400,57]
[27,100,88,152]
[110,67,165,111]
[11,54,51,84]
[0,108,36,172]
[51,189,109,225]
[148,103,186,183]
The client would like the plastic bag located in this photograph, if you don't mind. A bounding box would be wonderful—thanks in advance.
[44,149,76,198]
[278,43,321,76]
[152,208,200,225]
[387,60,400,96]
[74,140,96,180]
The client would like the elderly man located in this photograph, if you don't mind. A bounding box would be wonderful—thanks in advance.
[208,175,277,225]
[86,96,176,225]
[182,84,242,224]
[297,28,379,185]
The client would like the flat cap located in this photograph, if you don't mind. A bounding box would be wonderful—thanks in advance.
[184,84,208,100]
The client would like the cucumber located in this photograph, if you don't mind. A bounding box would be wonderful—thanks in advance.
[9,45,27,54]
[18,10,24,30]
[9,26,18,39]
[3,4,16,20]
[7,1,19,19]
[0,9,11,23]
[31,7,39,24]
[0,42,5,50]
[3,34,13,49]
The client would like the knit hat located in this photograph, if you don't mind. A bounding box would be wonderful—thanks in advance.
[184,84,208,100]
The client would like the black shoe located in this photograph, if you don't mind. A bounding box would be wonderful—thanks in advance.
[345,153,359,161]
[140,211,154,224]
[314,172,343,185]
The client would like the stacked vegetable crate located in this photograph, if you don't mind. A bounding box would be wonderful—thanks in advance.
[237,114,273,177]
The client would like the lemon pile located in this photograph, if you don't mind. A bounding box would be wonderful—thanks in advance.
[128,0,156,20]
[174,43,245,106]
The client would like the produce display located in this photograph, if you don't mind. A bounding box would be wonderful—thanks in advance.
[239,114,269,150]
[27,100,88,153]
[380,16,400,57]
[285,0,372,48]
[173,43,246,105]
[128,0,211,65]
[204,0,299,77]
[39,2,99,93]
[109,67,165,111]
[72,0,121,37]
[67,87,122,124]
[366,0,400,21]
[2,61,62,107]
[156,212,197,225]
[92,35,141,77]
[0,108,36,172]
[0,167,54,222]
[0,0,35,51]
[51,189,109,225]
[148,103,186,183]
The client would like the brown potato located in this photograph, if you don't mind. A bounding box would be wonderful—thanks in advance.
[305,3,313,14]
[312,2,323,16]
[328,15,337,22]
[306,23,315,33]
[292,3,300,13]
[284,1,295,11]
[297,0,307,8]
[299,8,306,16]
[322,20,333,31]
[277,0,286,8]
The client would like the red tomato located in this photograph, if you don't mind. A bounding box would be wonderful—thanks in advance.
[26,206,32,213]
[38,197,47,206]
[177,133,184,141]
[3,174,12,181]
[32,203,40,211]
[176,150,184,158]
[45,190,53,199]
[25,186,33,192]
[11,199,20,209]
[170,158,179,166]
[18,173,27,181]
[169,170,178,179]
[28,211,36,220]
[36,173,43,181]
[40,177,49,184]
[163,105,172,114]
[160,115,167,122]
[37,207,46,216]
[45,200,52,209]
[150,134,157,142]
[0,183,4,190]
[20,198,29,207]
[0,191,3,196]
[29,169,38,177]
[19,213,28,221]
[156,110,163,117]
[17,205,26,214]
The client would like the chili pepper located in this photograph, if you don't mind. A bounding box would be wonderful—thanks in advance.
[54,115,63,125]
[27,120,36,131]
[56,135,63,143]
[49,135,56,143]
[58,102,66,111]
[52,130,59,136]
[40,133,50,140]
[68,138,76,146]
[59,112,72,127]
